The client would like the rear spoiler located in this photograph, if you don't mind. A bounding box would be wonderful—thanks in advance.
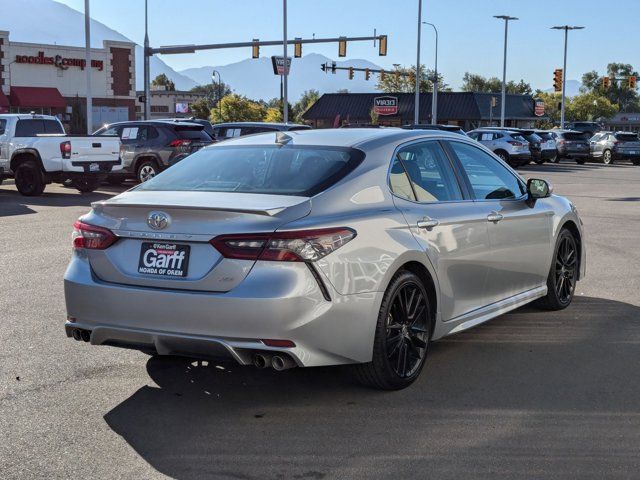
[91,200,288,217]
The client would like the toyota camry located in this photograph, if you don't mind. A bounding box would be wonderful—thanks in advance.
[64,128,585,390]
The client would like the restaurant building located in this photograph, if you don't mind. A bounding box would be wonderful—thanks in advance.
[303,92,544,130]
[134,88,207,120]
[0,31,136,132]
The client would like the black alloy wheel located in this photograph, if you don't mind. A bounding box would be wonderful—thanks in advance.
[384,282,429,379]
[603,149,613,165]
[554,233,577,306]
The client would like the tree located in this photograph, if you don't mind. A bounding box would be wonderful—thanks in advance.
[189,98,213,120]
[151,73,176,91]
[580,63,639,112]
[376,65,448,93]
[189,82,232,116]
[209,94,266,123]
[264,107,283,123]
[461,72,532,94]
[568,92,618,122]
[291,89,319,123]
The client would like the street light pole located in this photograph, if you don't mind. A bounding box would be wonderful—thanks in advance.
[84,0,92,133]
[282,0,289,123]
[423,22,438,124]
[143,0,151,120]
[414,0,422,125]
[494,15,518,127]
[552,25,584,129]
[211,70,222,120]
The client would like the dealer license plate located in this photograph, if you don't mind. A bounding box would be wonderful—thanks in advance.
[137,242,190,277]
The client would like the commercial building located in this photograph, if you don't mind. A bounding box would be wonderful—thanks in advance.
[303,92,544,130]
[0,31,136,132]
[603,112,640,133]
[134,88,207,120]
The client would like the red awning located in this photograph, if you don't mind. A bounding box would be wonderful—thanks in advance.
[0,90,9,108]
[9,86,66,109]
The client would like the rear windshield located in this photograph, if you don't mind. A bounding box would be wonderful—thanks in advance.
[511,134,527,142]
[15,119,64,136]
[175,126,211,141]
[525,133,542,142]
[537,132,553,141]
[137,145,365,196]
[564,132,589,141]
[614,133,639,141]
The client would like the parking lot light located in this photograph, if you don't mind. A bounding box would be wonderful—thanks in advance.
[551,25,585,129]
[494,15,518,127]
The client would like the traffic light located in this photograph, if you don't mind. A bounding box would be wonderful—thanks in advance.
[379,69,386,81]
[629,76,637,89]
[553,69,563,92]
[331,62,336,74]
[252,39,259,59]
[379,35,388,56]
[602,76,611,89]
[348,67,354,80]
[294,38,302,58]
[365,68,370,81]
[338,37,347,57]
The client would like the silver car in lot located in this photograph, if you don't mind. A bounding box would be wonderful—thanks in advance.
[467,128,532,168]
[64,128,586,390]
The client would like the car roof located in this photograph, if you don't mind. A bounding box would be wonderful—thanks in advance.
[212,122,310,129]
[0,113,59,120]
[210,127,460,149]
[99,120,204,128]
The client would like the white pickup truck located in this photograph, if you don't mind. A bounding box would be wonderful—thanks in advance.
[0,114,122,196]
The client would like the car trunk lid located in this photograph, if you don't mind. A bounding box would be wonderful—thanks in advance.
[84,191,311,292]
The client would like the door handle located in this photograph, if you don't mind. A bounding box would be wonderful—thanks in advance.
[417,218,439,230]
[487,212,503,223]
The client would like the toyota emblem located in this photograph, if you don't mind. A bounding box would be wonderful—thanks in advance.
[147,211,170,230]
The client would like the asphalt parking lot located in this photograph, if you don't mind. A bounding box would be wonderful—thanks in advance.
[1,161,639,479]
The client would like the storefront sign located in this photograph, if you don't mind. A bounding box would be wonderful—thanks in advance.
[271,56,291,75]
[373,96,398,116]
[534,99,545,117]
[15,51,104,71]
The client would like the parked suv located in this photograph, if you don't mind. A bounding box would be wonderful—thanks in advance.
[549,130,591,164]
[211,122,311,141]
[534,130,559,163]
[95,120,213,183]
[156,117,215,139]
[467,129,531,167]
[590,131,640,165]
[565,121,602,138]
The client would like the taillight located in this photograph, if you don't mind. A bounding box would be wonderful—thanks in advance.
[211,227,356,262]
[72,220,117,250]
[60,141,72,159]
[557,139,566,146]
[507,141,523,147]
[168,139,192,148]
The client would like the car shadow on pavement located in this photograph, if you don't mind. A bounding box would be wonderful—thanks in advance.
[103,296,640,480]
[0,183,124,217]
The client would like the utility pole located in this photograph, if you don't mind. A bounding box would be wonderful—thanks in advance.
[423,22,438,124]
[143,0,151,120]
[84,0,92,133]
[414,0,422,125]
[494,15,518,127]
[552,25,584,129]
[282,0,289,123]
[212,70,222,120]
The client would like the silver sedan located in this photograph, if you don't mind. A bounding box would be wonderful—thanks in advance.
[64,128,586,390]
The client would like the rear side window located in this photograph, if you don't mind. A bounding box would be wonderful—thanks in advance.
[15,119,46,136]
[136,145,364,196]
[97,126,121,136]
[480,133,494,141]
[391,141,463,202]
[175,127,211,141]
[0,119,6,135]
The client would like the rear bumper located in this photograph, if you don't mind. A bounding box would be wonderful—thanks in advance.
[540,149,557,160]
[64,254,382,367]
[613,151,640,160]
[508,152,531,166]
[558,148,589,158]
[67,159,123,173]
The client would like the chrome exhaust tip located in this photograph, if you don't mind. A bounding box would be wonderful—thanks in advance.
[253,353,271,369]
[271,354,296,371]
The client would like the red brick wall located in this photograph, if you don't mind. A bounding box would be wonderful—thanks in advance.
[110,47,132,96]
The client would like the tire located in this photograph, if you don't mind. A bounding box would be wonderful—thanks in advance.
[73,176,101,193]
[534,158,545,165]
[575,159,586,165]
[14,160,45,196]
[136,159,159,183]
[536,228,578,311]
[632,159,640,166]
[352,270,432,390]
[603,149,613,165]
[495,150,509,164]
[549,153,558,163]
[107,175,125,186]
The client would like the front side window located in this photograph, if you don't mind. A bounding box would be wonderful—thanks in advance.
[0,119,6,135]
[390,141,463,202]
[137,145,364,196]
[448,141,524,200]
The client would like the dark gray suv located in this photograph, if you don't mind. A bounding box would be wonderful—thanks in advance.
[95,120,213,183]
[590,131,640,165]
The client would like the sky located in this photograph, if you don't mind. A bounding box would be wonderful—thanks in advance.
[56,0,640,90]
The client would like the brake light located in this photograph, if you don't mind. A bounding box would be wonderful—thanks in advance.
[168,139,192,148]
[60,141,72,159]
[557,139,566,146]
[72,220,117,250]
[211,227,356,262]
[507,141,523,147]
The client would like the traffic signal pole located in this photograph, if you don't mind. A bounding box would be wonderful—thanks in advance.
[282,0,288,123]
[560,27,568,129]
[143,0,150,120]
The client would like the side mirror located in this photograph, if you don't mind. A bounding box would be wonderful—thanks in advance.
[526,178,552,205]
